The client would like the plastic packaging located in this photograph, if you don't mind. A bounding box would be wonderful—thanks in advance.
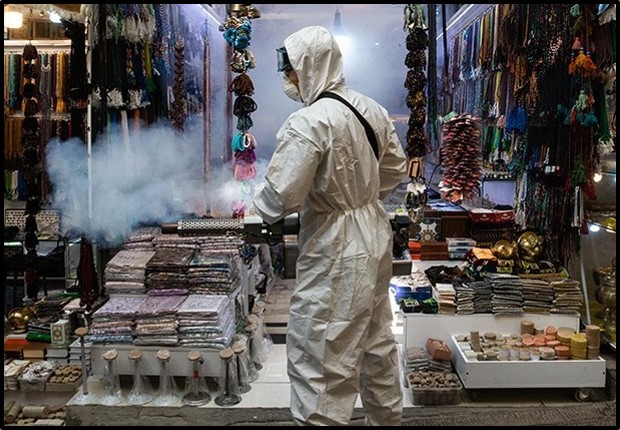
[214,348,242,406]
[182,351,211,406]
[100,349,123,406]
[153,349,181,406]
[127,350,153,405]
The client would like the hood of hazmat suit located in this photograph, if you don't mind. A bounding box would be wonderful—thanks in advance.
[253,26,406,426]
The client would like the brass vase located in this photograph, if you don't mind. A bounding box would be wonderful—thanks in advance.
[7,306,36,333]
[600,257,616,343]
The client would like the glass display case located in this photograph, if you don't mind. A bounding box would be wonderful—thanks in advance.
[577,155,616,350]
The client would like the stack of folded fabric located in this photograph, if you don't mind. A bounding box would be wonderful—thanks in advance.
[470,280,493,313]
[145,248,195,292]
[88,296,146,344]
[187,252,240,295]
[151,233,244,252]
[152,233,201,249]
[521,279,554,314]
[485,273,523,314]
[198,235,245,256]
[133,292,187,346]
[550,279,583,315]
[123,226,160,250]
[104,249,156,295]
[177,295,236,349]
[455,283,475,314]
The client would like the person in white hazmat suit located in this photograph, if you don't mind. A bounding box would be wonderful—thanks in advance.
[252,26,406,426]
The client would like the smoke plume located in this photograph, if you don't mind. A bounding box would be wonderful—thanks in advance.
[46,122,265,246]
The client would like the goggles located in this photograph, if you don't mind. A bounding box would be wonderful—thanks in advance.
[276,46,292,73]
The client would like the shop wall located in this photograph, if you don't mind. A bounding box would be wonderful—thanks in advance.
[248,4,409,160]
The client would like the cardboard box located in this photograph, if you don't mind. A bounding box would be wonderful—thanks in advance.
[50,320,72,348]
[469,208,515,224]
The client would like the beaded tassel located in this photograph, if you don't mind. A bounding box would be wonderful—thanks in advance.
[171,38,186,131]
[568,50,597,78]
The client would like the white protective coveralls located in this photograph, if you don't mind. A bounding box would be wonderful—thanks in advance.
[253,26,406,426]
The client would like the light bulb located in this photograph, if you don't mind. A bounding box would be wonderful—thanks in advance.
[589,224,600,233]
[593,172,603,183]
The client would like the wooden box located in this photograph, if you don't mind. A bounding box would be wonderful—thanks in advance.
[422,204,470,240]
[441,213,470,239]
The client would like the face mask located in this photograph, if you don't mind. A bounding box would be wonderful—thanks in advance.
[281,76,303,103]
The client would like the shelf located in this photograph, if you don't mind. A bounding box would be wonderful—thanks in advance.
[587,220,616,234]
[480,175,515,182]
[6,111,72,119]
[3,39,71,50]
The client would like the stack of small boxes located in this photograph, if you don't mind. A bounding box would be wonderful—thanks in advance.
[408,240,422,260]
[446,237,476,260]
[46,320,72,365]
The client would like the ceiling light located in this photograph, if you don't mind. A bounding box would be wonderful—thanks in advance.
[332,7,350,50]
[49,11,62,24]
[593,172,603,183]
[333,8,344,36]
[4,10,24,29]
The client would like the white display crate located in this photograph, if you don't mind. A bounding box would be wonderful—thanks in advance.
[402,312,580,350]
[450,335,607,389]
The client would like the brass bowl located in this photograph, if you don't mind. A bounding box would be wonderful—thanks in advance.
[492,240,517,259]
[517,231,543,261]
[7,306,35,333]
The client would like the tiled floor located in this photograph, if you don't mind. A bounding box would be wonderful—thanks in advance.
[231,343,613,409]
